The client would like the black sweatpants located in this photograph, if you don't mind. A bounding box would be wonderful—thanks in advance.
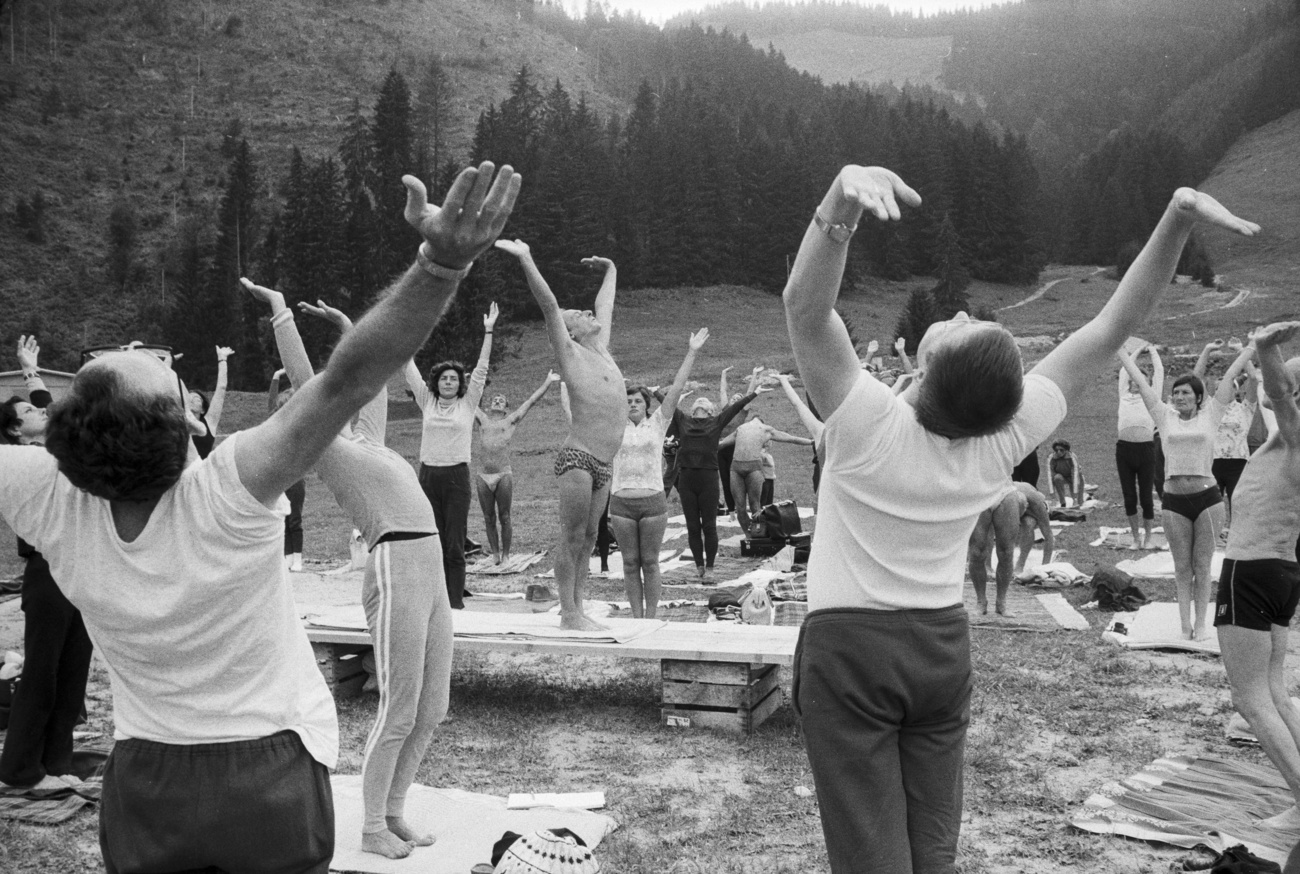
[718,444,737,512]
[100,730,334,874]
[1115,439,1156,519]
[0,552,92,787]
[677,467,721,568]
[795,606,970,874]
[419,463,471,609]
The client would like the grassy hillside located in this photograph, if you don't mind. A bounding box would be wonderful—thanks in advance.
[0,0,625,362]
[735,31,951,88]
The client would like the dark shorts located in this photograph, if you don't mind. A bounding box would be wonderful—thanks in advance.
[100,730,334,874]
[609,491,668,521]
[1214,558,1300,631]
[1162,485,1223,522]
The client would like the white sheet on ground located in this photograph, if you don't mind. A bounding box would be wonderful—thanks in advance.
[304,605,665,644]
[1091,526,1169,551]
[329,775,617,874]
[1117,550,1224,579]
[1035,593,1091,630]
[535,550,693,580]
[1102,602,1220,655]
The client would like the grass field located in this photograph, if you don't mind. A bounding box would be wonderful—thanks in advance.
[1,241,1296,871]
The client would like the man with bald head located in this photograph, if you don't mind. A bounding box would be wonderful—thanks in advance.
[0,163,519,873]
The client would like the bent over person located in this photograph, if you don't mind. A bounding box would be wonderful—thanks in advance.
[0,162,520,873]
[784,163,1258,873]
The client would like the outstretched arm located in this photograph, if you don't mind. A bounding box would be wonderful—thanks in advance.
[719,366,731,406]
[894,336,914,374]
[582,256,618,347]
[1253,322,1300,444]
[267,368,285,416]
[206,346,233,435]
[775,374,825,442]
[766,426,814,446]
[464,302,498,409]
[1116,348,1162,417]
[1193,340,1223,382]
[299,299,390,444]
[1032,190,1258,406]
[507,370,560,425]
[784,166,921,419]
[234,162,521,505]
[661,329,709,414]
[1149,345,1165,398]
[1213,342,1255,407]
[496,239,572,367]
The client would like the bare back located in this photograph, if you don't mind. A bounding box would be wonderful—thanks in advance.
[1226,436,1300,562]
[559,341,626,463]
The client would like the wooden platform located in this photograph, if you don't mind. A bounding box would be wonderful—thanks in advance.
[307,619,798,732]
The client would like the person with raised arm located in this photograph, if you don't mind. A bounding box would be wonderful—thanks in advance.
[610,329,709,618]
[241,285,455,861]
[1211,323,1300,860]
[1115,341,1163,548]
[0,336,94,795]
[474,370,560,564]
[0,163,519,872]
[187,345,233,460]
[404,304,498,609]
[784,163,1258,874]
[725,414,814,534]
[267,367,308,572]
[1119,338,1255,641]
[493,243,626,631]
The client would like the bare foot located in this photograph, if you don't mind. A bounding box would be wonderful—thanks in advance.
[976,599,989,616]
[1261,805,1300,830]
[560,611,609,632]
[386,816,435,847]
[493,553,502,565]
[1193,625,1213,643]
[1172,187,1261,236]
[995,603,1015,618]
[362,829,414,859]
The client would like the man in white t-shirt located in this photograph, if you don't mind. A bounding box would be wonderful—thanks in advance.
[0,163,520,873]
[784,164,1259,874]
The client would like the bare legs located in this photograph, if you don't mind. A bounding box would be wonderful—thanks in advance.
[554,470,610,631]
[609,512,668,618]
[1163,503,1224,641]
[475,474,514,562]
[1051,473,1075,508]
[1219,624,1300,823]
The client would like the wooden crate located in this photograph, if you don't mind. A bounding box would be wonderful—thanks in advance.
[660,660,783,732]
[311,642,370,699]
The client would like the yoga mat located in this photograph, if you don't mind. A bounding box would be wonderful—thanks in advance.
[535,550,693,580]
[304,605,666,645]
[1036,593,1092,630]
[468,552,546,575]
[1091,526,1169,551]
[1117,550,1225,580]
[1070,754,1300,865]
[962,579,1081,632]
[1102,602,1220,655]
[328,775,617,874]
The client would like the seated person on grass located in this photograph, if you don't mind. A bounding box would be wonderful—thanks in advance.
[494,242,626,631]
[0,162,519,873]
[1213,322,1300,861]
[1049,439,1084,508]
[784,162,1258,874]
[474,370,560,564]
[967,481,1054,617]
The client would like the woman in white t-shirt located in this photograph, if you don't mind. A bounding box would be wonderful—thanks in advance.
[1115,343,1162,548]
[609,329,708,618]
[1119,343,1255,640]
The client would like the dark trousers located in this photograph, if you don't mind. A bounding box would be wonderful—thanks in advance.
[284,480,306,555]
[761,477,774,507]
[0,553,92,787]
[100,730,333,874]
[1011,448,1040,489]
[1213,457,1249,502]
[795,606,970,874]
[718,444,737,512]
[419,463,471,609]
[595,498,614,570]
[1115,440,1156,519]
[1153,432,1165,499]
[677,467,721,568]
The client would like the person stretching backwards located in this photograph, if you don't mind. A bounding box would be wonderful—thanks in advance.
[494,243,626,631]
[1213,323,1300,864]
[474,371,560,564]
[241,282,456,861]
[967,482,1055,617]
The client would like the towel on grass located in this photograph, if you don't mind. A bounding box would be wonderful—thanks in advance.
[1117,550,1225,580]
[468,552,546,575]
[1102,602,1220,655]
[1091,526,1169,551]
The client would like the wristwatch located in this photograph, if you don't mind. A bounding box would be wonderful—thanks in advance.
[417,243,472,281]
[813,211,857,243]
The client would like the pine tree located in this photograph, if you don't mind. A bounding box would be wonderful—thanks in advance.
[894,287,940,355]
[371,69,418,284]
[208,139,264,389]
[414,56,452,180]
[930,213,971,318]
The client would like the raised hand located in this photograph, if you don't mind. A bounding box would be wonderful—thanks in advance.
[240,278,285,310]
[866,339,880,356]
[689,328,709,351]
[215,346,234,363]
[493,238,530,260]
[1251,322,1300,351]
[16,335,39,371]
[721,366,733,375]
[1171,188,1260,237]
[298,300,352,331]
[484,301,500,331]
[546,369,561,384]
[1204,338,1225,352]
[272,368,286,380]
[402,162,521,269]
[894,337,906,353]
[581,256,615,272]
[835,166,921,222]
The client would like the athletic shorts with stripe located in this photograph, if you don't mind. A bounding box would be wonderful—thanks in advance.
[1214,558,1300,631]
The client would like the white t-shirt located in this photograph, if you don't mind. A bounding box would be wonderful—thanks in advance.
[1153,398,1225,478]
[809,371,1066,611]
[0,435,338,767]
[611,407,670,494]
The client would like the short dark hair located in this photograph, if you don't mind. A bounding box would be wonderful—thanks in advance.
[1052,439,1071,452]
[191,389,210,416]
[626,384,654,410]
[427,361,467,398]
[914,328,1024,439]
[1171,374,1205,408]
[44,367,191,501]
[1,396,25,445]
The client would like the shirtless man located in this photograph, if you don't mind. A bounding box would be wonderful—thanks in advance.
[474,370,560,563]
[1213,323,1300,852]
[494,242,626,631]
[968,481,1055,616]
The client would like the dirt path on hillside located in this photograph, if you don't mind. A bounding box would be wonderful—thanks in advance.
[1000,267,1107,312]
[1163,285,1253,320]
